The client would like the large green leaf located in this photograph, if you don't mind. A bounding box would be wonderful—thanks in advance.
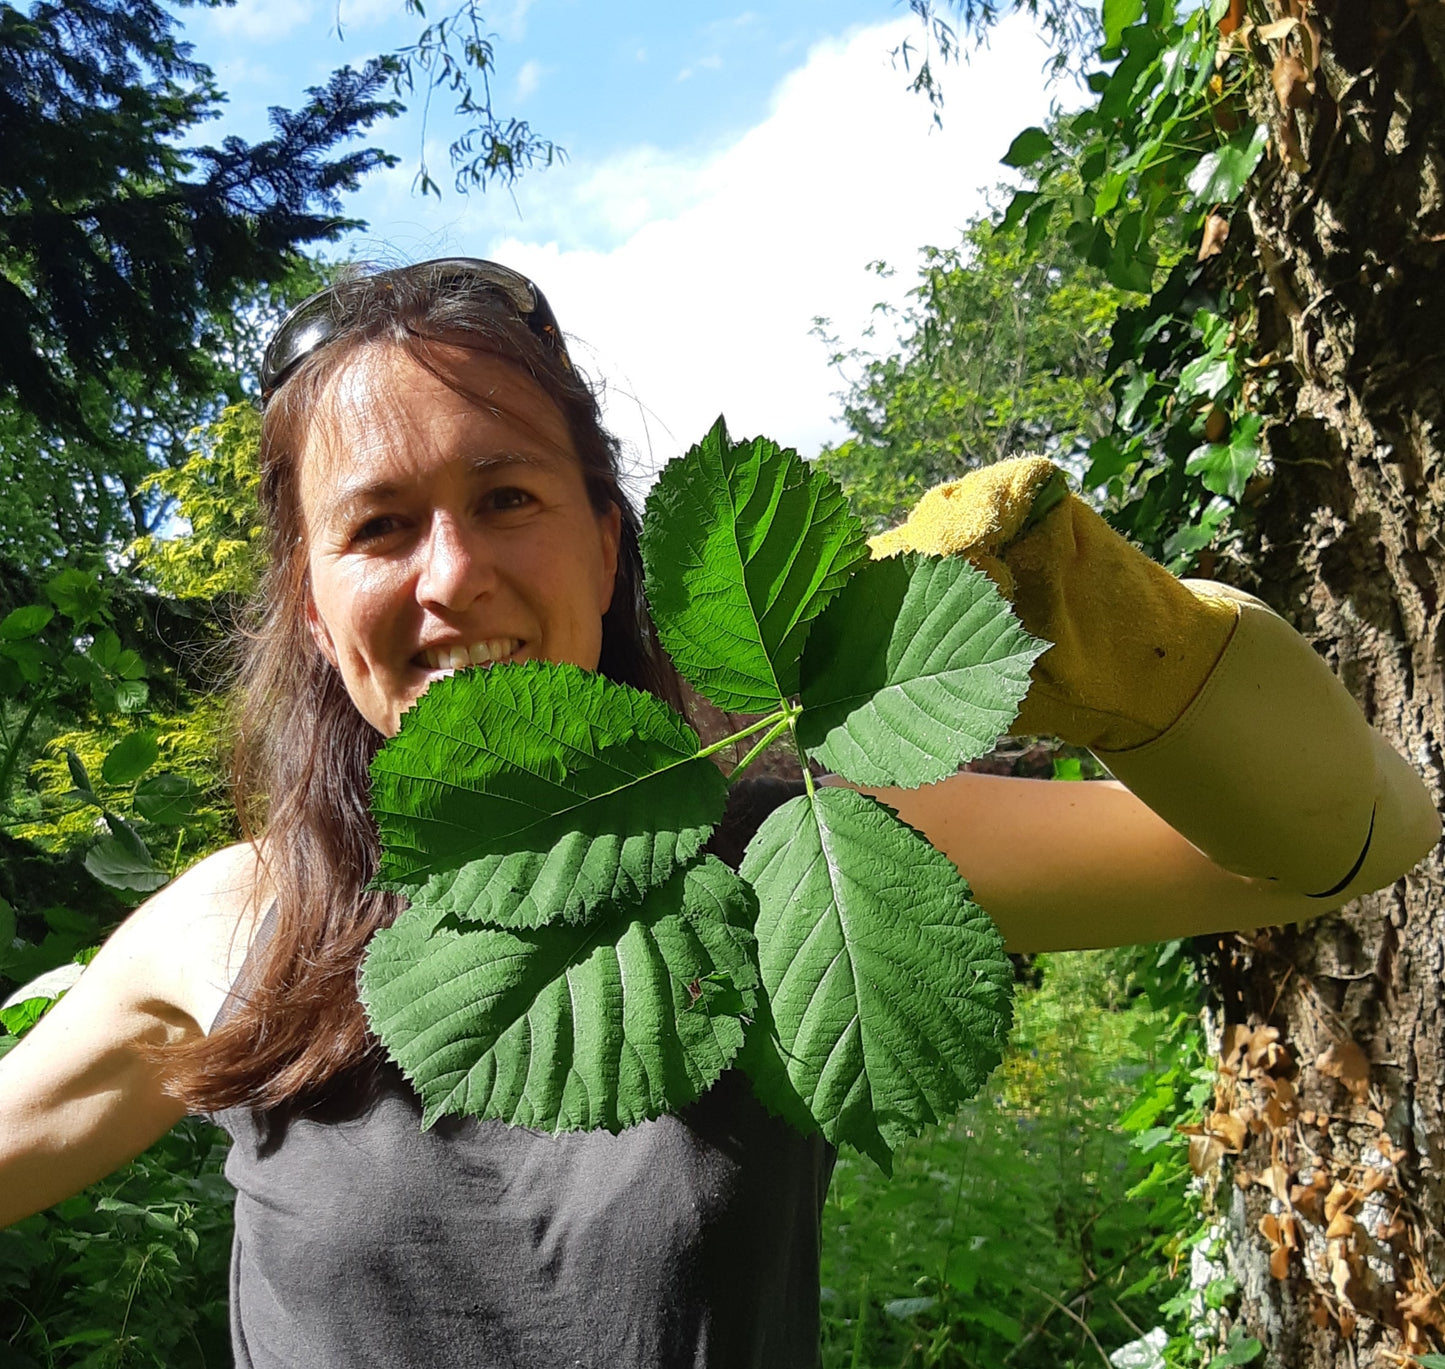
[641,417,869,712]
[371,663,727,928]
[740,786,1012,1169]
[360,857,760,1130]
[797,554,1047,788]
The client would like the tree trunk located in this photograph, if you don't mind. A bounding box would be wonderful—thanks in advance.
[1208,3,1445,1362]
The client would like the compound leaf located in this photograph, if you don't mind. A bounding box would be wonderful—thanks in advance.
[360,856,760,1130]
[641,417,868,712]
[797,554,1047,788]
[739,786,1013,1169]
[371,663,727,928]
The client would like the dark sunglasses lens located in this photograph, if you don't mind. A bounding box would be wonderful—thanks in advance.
[260,259,568,398]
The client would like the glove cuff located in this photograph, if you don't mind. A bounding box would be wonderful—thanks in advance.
[1095,585,1440,902]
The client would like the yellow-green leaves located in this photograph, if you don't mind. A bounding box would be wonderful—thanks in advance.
[371,663,727,928]
[364,420,1041,1168]
[641,417,869,712]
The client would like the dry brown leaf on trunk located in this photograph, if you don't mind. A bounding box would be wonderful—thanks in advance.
[1325,1181,1360,1222]
[1292,1181,1325,1224]
[1317,1040,1371,1103]
[1257,1162,1292,1201]
[1198,213,1231,261]
[1270,1244,1291,1279]
[1189,1132,1228,1176]
[1218,0,1246,37]
[1208,1109,1249,1150]
[1272,52,1311,111]
[1326,1210,1356,1240]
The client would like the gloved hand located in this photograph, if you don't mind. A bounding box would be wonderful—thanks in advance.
[868,455,1239,752]
[870,457,1440,903]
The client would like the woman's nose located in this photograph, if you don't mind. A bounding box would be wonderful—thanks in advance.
[416,514,497,611]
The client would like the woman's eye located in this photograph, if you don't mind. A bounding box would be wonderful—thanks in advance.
[352,515,400,543]
[487,486,533,512]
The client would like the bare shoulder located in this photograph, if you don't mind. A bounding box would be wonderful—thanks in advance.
[102,840,271,1036]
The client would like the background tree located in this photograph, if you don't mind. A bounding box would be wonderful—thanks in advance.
[815,209,1124,528]
[909,0,1445,1361]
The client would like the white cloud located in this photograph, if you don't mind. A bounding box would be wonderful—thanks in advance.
[209,0,315,42]
[495,0,538,43]
[364,15,1071,488]
[515,58,544,101]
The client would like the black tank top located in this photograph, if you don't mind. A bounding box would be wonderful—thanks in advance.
[214,777,835,1369]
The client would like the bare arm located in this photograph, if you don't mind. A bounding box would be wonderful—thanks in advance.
[0,842,264,1228]
[875,771,1347,953]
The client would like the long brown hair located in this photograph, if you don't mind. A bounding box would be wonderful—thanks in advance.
[166,267,685,1113]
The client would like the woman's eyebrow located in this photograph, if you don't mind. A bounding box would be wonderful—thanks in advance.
[321,450,566,526]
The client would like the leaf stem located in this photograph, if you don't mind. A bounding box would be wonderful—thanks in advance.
[726,712,797,783]
[788,712,816,799]
[694,708,789,762]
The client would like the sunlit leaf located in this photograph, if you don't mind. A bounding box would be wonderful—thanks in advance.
[797,555,1046,788]
[740,787,1013,1169]
[641,417,868,712]
[101,731,159,786]
[361,857,760,1130]
[371,662,727,928]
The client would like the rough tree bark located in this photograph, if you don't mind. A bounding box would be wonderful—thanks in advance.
[1206,3,1445,1363]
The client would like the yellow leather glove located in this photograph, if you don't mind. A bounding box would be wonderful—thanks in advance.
[869,455,1240,751]
[871,457,1440,902]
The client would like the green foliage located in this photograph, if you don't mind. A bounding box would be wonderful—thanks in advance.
[798,553,1043,788]
[741,786,1013,1171]
[641,417,870,712]
[998,0,1273,568]
[816,212,1124,528]
[369,663,729,928]
[818,947,1195,1368]
[0,1119,233,1368]
[132,405,264,603]
[361,857,760,1129]
[363,421,1046,1166]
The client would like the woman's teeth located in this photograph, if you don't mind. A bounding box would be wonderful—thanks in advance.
[419,639,520,671]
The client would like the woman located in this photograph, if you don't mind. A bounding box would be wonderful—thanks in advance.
[0,259,1436,1367]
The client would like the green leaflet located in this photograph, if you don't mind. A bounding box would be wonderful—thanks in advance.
[797,554,1048,788]
[739,786,1013,1170]
[371,662,727,928]
[359,857,760,1131]
[641,417,869,712]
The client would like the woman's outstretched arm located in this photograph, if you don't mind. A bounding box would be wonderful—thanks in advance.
[0,842,264,1227]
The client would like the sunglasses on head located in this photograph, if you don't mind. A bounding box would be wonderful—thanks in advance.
[258,257,571,402]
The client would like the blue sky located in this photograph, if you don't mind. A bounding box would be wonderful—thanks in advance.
[180,2,1073,476]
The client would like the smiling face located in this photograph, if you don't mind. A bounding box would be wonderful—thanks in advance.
[298,342,622,736]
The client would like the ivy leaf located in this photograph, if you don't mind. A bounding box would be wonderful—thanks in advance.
[1001,126,1053,168]
[1186,124,1268,205]
[641,417,868,712]
[1186,414,1262,500]
[370,663,727,928]
[360,857,760,1130]
[1102,0,1144,48]
[740,787,1013,1169]
[797,555,1046,789]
